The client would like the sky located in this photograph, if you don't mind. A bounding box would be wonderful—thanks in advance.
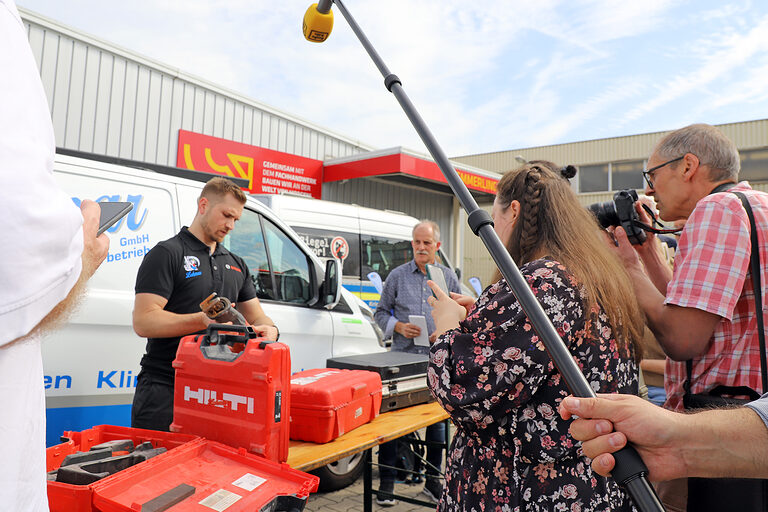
[16,0,768,158]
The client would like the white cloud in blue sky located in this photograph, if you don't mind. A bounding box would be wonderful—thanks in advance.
[16,0,768,157]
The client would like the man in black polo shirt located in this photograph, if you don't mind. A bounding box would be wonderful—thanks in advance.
[131,177,278,431]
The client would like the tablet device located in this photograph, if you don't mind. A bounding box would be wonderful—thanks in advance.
[97,201,134,235]
[425,263,449,297]
[408,315,429,346]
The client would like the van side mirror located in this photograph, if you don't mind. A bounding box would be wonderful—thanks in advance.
[321,259,342,309]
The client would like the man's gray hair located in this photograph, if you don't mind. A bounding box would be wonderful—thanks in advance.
[413,220,441,243]
[653,123,740,181]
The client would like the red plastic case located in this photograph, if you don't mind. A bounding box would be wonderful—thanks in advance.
[289,368,382,443]
[170,324,291,462]
[90,439,319,512]
[46,425,199,512]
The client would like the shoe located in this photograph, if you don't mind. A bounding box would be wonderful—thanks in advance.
[376,480,397,507]
[421,477,442,504]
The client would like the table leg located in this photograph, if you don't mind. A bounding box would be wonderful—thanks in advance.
[364,448,372,512]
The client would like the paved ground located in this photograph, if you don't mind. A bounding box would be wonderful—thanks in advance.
[303,421,454,511]
[304,462,438,512]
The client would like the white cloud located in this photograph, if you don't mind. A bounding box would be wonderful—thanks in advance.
[620,12,768,125]
[16,0,768,158]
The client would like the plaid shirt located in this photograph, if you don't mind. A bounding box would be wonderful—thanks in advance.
[664,182,768,410]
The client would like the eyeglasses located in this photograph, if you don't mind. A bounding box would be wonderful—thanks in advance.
[642,156,684,189]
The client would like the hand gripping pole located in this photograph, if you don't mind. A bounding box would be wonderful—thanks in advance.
[326,1,664,510]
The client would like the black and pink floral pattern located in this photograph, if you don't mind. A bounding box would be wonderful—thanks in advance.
[429,259,638,512]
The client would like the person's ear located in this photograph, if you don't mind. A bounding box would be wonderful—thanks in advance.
[680,153,700,183]
[508,200,521,224]
[198,196,209,215]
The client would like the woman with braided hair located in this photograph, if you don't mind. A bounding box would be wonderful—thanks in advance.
[426,161,643,511]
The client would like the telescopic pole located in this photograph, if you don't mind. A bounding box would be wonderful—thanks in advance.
[328,1,664,510]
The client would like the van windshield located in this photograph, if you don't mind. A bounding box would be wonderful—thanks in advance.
[362,236,411,282]
[288,225,452,283]
[361,236,451,282]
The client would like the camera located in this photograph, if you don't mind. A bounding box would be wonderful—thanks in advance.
[589,189,647,245]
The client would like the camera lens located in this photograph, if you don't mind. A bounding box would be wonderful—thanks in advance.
[589,201,620,229]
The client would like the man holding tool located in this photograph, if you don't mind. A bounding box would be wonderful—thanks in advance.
[131,177,278,431]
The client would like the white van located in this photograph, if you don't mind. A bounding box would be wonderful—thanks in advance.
[253,194,473,309]
[44,152,385,453]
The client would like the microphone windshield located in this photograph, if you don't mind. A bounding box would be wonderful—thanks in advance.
[303,3,334,42]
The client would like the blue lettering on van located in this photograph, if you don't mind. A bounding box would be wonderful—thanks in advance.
[70,194,148,233]
[97,370,138,389]
[106,245,151,263]
[43,374,72,389]
[121,234,150,246]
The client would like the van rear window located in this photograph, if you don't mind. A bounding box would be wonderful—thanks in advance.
[292,227,361,280]
[361,235,412,282]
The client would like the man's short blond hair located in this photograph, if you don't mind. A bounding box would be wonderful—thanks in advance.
[200,177,246,204]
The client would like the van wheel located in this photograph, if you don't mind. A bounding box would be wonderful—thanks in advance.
[310,452,365,491]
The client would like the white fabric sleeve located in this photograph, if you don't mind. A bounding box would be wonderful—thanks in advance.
[0,0,84,347]
[746,394,768,432]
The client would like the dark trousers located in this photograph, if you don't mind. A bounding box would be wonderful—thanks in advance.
[379,422,446,482]
[131,371,174,431]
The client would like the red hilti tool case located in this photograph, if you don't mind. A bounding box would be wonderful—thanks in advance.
[170,324,291,462]
[326,351,432,412]
[289,368,382,443]
[90,439,318,512]
[46,425,199,512]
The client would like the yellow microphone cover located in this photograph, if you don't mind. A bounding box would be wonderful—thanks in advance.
[303,3,334,42]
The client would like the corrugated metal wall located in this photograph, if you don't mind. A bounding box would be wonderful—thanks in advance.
[21,9,372,167]
[461,203,495,289]
[20,8,465,279]
[323,179,455,257]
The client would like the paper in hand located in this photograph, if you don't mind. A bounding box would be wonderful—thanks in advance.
[409,315,430,346]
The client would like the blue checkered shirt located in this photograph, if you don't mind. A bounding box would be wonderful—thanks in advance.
[374,260,460,354]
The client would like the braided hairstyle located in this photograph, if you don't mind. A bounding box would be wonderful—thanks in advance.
[493,160,642,360]
[495,161,575,265]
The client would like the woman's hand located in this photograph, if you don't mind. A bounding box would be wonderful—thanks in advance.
[449,292,476,316]
[427,280,467,338]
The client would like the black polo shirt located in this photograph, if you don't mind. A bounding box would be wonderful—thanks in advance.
[135,226,257,378]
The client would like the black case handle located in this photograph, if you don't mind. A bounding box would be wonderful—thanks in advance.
[203,323,255,347]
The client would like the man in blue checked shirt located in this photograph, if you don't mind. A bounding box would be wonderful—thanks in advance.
[373,220,460,506]
[375,220,461,354]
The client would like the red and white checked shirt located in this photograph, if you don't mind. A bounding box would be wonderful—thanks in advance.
[664,182,768,411]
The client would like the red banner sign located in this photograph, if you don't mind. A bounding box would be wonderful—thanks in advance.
[323,151,498,196]
[177,130,323,198]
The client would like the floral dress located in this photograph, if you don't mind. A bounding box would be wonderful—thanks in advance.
[429,258,638,512]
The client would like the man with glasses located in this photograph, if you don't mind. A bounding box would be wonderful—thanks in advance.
[607,123,768,509]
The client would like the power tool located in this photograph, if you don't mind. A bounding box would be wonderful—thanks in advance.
[199,292,247,326]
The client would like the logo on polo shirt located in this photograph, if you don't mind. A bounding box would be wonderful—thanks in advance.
[184,256,202,278]
[225,263,242,273]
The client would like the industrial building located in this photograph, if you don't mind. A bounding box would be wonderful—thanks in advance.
[20,7,768,291]
[454,120,768,286]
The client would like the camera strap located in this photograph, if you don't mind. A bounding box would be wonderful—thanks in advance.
[709,182,737,194]
[684,189,768,397]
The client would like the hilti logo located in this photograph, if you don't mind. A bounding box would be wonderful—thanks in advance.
[183,386,255,414]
